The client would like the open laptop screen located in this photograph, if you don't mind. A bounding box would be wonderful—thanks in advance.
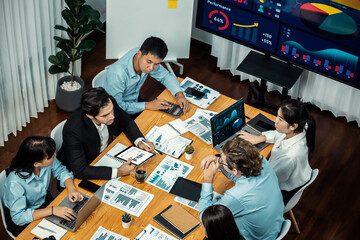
[211,99,245,148]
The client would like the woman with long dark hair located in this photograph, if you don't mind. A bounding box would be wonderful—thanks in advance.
[3,136,83,236]
[202,205,244,240]
[238,99,316,204]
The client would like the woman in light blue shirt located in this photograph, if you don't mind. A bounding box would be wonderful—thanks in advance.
[3,136,83,236]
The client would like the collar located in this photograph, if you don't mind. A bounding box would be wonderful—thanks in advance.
[281,130,306,149]
[127,47,140,78]
[91,119,106,131]
[25,167,47,183]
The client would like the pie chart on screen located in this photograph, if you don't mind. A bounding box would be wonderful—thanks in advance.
[300,3,358,39]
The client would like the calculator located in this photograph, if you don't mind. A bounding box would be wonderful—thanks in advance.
[159,102,183,117]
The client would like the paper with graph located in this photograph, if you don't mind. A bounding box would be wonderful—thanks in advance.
[102,180,154,217]
[146,156,193,192]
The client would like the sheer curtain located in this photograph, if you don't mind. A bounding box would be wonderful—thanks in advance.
[210,35,360,125]
[0,0,66,146]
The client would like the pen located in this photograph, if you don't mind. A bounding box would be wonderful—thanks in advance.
[135,229,146,239]
[38,225,57,234]
[140,140,161,155]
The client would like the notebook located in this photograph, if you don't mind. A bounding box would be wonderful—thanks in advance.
[46,184,105,232]
[153,205,199,239]
[161,204,199,234]
[211,99,269,151]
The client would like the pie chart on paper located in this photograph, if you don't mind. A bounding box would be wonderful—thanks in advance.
[300,3,358,39]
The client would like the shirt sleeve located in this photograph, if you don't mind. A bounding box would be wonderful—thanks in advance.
[198,183,214,220]
[4,181,34,226]
[263,130,282,143]
[105,70,145,114]
[149,64,183,97]
[51,158,74,187]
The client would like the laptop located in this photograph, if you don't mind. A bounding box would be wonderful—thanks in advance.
[210,99,269,152]
[46,183,105,232]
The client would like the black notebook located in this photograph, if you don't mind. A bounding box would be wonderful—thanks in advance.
[247,113,275,133]
[153,205,199,239]
[169,177,202,202]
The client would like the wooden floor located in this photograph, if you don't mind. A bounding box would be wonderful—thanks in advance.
[1,30,360,240]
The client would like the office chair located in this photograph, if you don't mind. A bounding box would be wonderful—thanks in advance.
[50,120,67,153]
[0,170,16,239]
[284,168,319,234]
[276,219,291,240]
[92,69,107,88]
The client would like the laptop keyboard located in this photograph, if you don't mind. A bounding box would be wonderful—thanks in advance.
[159,102,183,117]
[59,196,89,229]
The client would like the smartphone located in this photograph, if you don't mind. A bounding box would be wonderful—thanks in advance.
[78,179,100,193]
[185,87,205,98]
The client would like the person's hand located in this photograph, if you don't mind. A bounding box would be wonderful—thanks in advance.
[145,99,170,111]
[68,189,84,203]
[203,161,219,183]
[138,141,155,152]
[236,130,266,145]
[200,155,218,170]
[117,157,136,177]
[53,206,77,221]
[176,92,190,113]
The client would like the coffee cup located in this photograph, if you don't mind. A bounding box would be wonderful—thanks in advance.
[132,165,147,183]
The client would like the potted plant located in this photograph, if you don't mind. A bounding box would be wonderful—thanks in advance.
[184,145,194,160]
[48,0,104,111]
[121,212,132,228]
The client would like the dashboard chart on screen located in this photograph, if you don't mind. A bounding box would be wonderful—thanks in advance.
[196,0,360,88]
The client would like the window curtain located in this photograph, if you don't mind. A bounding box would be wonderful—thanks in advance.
[210,35,360,125]
[0,0,66,146]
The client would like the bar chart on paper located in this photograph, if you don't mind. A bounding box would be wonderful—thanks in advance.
[90,226,129,240]
[146,156,193,192]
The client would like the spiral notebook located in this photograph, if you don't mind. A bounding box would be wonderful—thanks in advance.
[94,143,127,168]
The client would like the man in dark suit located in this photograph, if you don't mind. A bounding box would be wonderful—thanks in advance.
[57,87,154,180]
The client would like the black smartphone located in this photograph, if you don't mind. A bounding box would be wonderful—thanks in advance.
[78,179,100,193]
[185,87,205,98]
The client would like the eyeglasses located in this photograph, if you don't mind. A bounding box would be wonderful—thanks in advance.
[214,154,232,169]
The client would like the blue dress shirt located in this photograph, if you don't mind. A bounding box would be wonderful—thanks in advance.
[199,158,284,240]
[103,48,183,114]
[3,158,73,226]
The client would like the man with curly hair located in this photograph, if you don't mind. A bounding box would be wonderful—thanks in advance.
[199,137,284,240]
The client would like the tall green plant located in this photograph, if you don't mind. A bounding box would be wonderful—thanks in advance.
[48,0,104,86]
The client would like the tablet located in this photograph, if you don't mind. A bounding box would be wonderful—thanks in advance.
[169,177,202,202]
[115,146,155,166]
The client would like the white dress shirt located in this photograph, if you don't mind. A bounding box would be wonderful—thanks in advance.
[92,120,144,179]
[262,130,312,191]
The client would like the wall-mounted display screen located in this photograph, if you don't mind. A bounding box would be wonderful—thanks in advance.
[196,0,360,88]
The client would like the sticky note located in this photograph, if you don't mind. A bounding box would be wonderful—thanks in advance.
[168,0,177,8]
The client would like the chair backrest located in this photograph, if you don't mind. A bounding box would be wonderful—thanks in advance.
[284,168,319,213]
[0,170,16,239]
[50,120,67,153]
[92,69,107,88]
[276,219,291,240]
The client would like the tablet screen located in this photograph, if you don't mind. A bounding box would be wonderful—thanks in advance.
[115,146,155,166]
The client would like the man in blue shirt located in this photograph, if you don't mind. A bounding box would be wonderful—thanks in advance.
[199,137,284,240]
[103,36,189,116]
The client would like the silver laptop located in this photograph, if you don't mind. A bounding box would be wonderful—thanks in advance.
[210,99,269,152]
[46,183,104,232]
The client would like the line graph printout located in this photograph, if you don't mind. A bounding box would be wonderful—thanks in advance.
[102,180,154,217]
[90,226,129,240]
[146,156,193,192]
[183,109,217,145]
[134,224,177,240]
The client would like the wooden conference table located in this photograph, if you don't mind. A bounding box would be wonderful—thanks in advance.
[16,79,276,240]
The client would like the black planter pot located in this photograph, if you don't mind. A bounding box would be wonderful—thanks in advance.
[55,76,85,112]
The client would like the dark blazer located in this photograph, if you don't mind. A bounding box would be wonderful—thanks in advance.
[57,97,143,180]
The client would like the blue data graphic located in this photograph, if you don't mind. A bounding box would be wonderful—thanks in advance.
[199,0,280,52]
[277,26,359,82]
[211,100,245,146]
